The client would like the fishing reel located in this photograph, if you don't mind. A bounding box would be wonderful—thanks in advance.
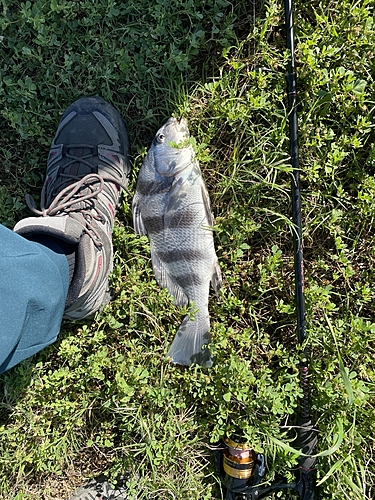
[214,437,265,500]
[215,425,317,500]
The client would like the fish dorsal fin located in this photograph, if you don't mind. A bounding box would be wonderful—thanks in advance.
[150,246,189,306]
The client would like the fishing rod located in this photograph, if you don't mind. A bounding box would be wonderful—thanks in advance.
[215,0,318,498]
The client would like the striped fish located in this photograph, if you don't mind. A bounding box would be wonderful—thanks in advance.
[132,117,222,367]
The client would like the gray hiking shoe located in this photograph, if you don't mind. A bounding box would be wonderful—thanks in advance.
[67,474,129,500]
[14,96,131,319]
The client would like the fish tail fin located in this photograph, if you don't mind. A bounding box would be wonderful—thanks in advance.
[167,312,213,368]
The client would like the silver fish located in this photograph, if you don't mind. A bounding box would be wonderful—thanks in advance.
[132,117,222,367]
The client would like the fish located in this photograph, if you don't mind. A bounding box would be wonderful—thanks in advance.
[132,117,222,367]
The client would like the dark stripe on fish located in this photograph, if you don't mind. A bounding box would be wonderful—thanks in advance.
[161,249,205,263]
[136,178,171,196]
[174,273,202,288]
[167,207,201,228]
[143,215,164,234]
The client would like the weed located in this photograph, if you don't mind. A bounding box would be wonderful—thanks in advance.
[1,0,375,499]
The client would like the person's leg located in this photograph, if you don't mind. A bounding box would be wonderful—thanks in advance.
[0,224,69,373]
[1,96,130,373]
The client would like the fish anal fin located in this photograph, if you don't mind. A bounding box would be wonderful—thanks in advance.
[211,259,222,295]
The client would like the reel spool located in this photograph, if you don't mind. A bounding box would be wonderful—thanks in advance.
[222,438,258,480]
[215,437,265,499]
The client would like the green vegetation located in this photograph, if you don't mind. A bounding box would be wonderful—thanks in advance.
[0,0,374,498]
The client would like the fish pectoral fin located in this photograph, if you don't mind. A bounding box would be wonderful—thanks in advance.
[155,147,193,177]
[132,192,147,235]
[211,259,222,295]
[163,176,189,227]
[151,248,189,306]
[163,175,208,230]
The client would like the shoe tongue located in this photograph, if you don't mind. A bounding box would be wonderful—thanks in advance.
[62,145,97,178]
[48,146,98,199]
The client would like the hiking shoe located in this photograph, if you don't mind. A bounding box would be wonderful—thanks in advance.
[14,96,131,319]
[67,474,129,500]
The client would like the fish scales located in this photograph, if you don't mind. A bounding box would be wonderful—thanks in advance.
[132,117,222,367]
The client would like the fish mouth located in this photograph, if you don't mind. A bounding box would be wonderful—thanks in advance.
[166,116,187,125]
[165,117,190,141]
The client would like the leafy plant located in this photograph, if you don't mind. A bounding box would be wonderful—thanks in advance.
[1,0,375,499]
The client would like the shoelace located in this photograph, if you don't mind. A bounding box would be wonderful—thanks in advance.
[25,173,129,248]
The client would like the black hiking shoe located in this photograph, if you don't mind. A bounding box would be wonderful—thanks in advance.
[67,474,129,500]
[14,96,131,319]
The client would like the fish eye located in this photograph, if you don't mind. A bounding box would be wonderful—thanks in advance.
[157,133,165,143]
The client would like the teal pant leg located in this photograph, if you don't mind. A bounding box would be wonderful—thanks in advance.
[0,224,69,373]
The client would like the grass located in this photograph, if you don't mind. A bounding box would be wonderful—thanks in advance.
[0,0,374,498]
